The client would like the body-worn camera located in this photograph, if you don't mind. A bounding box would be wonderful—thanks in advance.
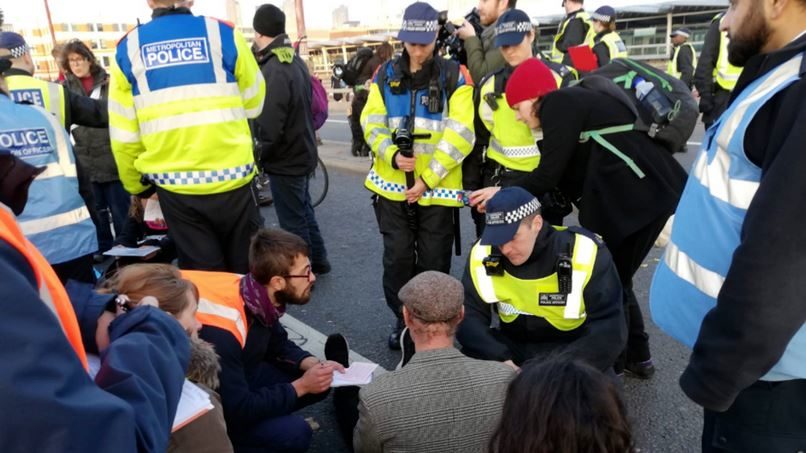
[483,249,504,276]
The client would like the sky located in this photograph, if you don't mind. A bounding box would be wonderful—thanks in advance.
[3,0,676,31]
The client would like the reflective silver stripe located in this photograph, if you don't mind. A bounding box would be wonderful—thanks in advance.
[367,127,390,147]
[37,162,75,179]
[110,126,141,143]
[127,28,150,94]
[564,236,595,320]
[241,69,263,101]
[46,83,63,126]
[444,118,474,145]
[436,140,464,164]
[488,138,540,158]
[377,138,394,161]
[198,298,247,342]
[428,159,449,179]
[413,143,436,156]
[388,116,443,132]
[717,70,740,83]
[108,99,137,121]
[479,100,494,124]
[19,206,91,236]
[139,107,247,135]
[363,114,388,128]
[472,245,499,303]
[690,150,759,210]
[204,17,227,84]
[134,83,241,110]
[664,241,724,299]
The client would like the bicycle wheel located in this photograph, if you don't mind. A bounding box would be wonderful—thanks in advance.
[309,156,329,208]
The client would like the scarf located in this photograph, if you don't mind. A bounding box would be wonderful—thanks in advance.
[239,273,284,326]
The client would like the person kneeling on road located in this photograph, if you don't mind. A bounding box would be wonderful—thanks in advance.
[186,228,346,453]
[458,187,626,373]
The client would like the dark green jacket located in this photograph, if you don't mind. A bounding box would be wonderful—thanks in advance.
[63,69,120,183]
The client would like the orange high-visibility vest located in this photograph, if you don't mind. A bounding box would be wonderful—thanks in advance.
[0,205,89,370]
[182,271,249,348]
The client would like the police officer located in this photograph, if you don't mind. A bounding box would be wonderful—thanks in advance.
[0,57,97,284]
[109,0,266,274]
[457,187,625,372]
[361,2,475,349]
[502,58,688,378]
[1,32,110,269]
[550,0,595,66]
[590,6,628,67]
[668,27,697,89]
[471,9,573,227]
[693,11,742,129]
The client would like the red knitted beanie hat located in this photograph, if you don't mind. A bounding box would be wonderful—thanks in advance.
[505,58,558,108]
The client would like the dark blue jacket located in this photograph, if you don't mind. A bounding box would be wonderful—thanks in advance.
[0,240,189,453]
[200,312,312,426]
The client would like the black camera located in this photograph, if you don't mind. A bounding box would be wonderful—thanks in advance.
[436,9,482,65]
[483,252,504,276]
[393,116,415,157]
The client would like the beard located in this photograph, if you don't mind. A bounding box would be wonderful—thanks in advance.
[275,284,312,306]
[727,5,771,66]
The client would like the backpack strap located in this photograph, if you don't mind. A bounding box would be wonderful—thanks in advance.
[579,125,646,178]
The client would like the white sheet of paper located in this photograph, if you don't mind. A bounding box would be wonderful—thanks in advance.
[172,380,215,432]
[143,199,164,223]
[103,245,161,257]
[331,362,379,387]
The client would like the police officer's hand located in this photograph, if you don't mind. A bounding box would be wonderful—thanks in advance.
[406,178,427,204]
[503,360,521,372]
[395,152,417,172]
[456,21,476,40]
[469,186,501,213]
[292,362,335,396]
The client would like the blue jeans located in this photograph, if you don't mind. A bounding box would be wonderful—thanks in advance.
[268,174,327,264]
[92,181,131,252]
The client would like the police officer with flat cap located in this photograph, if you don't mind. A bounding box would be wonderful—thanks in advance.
[457,187,626,372]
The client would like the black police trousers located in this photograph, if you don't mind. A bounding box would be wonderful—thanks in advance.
[156,183,261,274]
[373,196,454,319]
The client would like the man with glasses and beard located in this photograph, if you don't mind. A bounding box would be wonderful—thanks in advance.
[184,228,346,452]
[649,0,806,450]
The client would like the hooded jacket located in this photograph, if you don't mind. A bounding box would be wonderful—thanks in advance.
[252,34,318,177]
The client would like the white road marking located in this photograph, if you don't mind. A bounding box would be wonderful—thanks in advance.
[282,314,387,374]
[326,119,350,124]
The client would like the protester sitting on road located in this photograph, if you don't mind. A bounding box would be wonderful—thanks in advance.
[0,147,188,452]
[351,271,515,452]
[99,263,234,453]
[489,358,633,453]
[186,228,345,453]
[111,195,176,264]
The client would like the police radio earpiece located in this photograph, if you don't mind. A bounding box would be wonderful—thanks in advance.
[556,244,573,294]
[483,248,504,276]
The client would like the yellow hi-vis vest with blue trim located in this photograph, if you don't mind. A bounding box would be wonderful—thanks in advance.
[361,59,475,207]
[469,232,598,331]
[599,31,628,61]
[478,70,541,173]
[109,12,266,196]
[6,75,67,127]
[550,10,595,63]
[668,42,698,79]
[714,14,742,91]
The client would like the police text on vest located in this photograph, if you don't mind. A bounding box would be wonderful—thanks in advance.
[0,128,54,158]
[141,38,210,70]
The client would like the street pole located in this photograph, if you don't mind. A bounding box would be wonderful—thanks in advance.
[43,0,58,50]
[294,0,308,57]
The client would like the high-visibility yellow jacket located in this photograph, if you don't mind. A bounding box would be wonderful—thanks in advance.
[550,10,595,63]
[713,14,742,91]
[361,58,475,208]
[6,74,67,126]
[109,11,265,196]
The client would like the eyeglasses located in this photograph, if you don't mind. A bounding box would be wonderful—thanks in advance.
[68,57,87,64]
[283,265,314,280]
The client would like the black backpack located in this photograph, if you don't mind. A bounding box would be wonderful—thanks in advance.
[338,47,374,86]
[576,59,698,168]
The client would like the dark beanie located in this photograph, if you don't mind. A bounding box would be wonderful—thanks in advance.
[253,4,286,38]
